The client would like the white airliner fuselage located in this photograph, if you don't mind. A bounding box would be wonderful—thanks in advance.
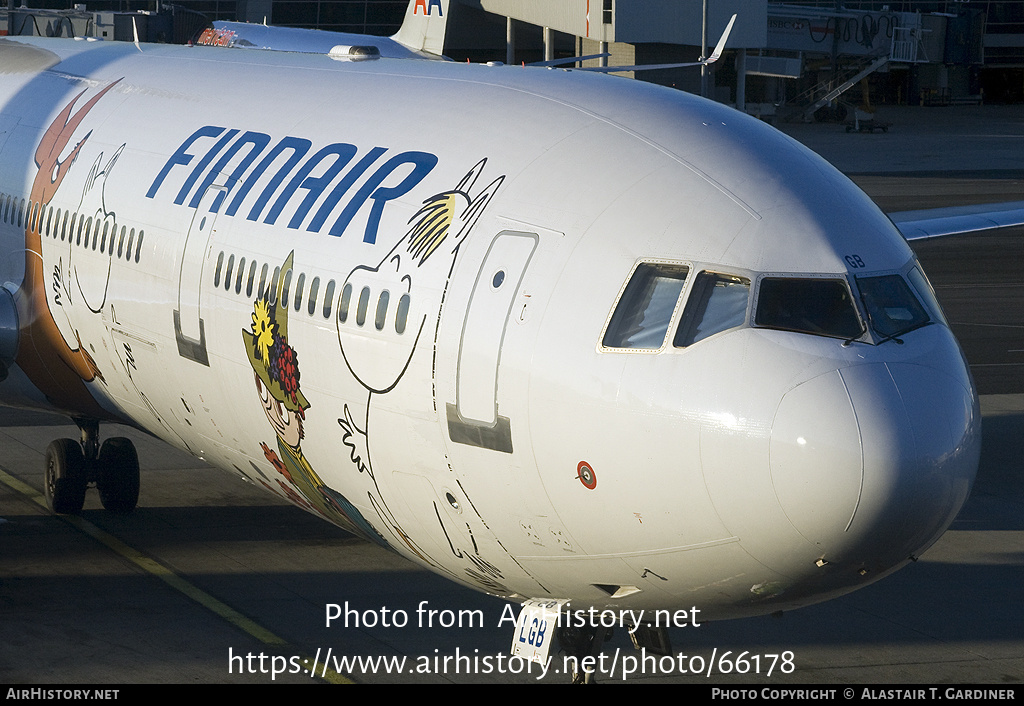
[0,33,979,628]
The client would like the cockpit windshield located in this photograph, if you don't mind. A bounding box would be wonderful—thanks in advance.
[602,261,939,354]
[855,273,931,339]
[754,277,864,340]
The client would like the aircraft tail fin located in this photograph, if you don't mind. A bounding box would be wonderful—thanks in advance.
[392,0,450,57]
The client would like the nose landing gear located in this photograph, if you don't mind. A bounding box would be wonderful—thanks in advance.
[43,419,139,515]
[557,624,614,684]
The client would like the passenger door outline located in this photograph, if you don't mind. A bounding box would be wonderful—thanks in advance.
[174,181,227,365]
[447,230,538,453]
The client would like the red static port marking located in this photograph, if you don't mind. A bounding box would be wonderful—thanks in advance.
[577,461,596,490]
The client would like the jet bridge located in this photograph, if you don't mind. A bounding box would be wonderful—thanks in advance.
[753,5,960,118]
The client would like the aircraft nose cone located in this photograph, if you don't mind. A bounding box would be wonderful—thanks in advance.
[770,362,979,566]
[770,369,862,545]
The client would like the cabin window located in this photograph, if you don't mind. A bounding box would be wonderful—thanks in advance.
[856,274,930,339]
[225,254,235,290]
[135,231,144,263]
[356,286,370,326]
[246,260,257,297]
[602,262,689,349]
[294,272,305,312]
[755,277,863,340]
[307,276,320,316]
[126,228,135,260]
[375,291,389,331]
[258,263,269,298]
[117,226,126,257]
[281,269,292,308]
[396,294,410,334]
[338,283,351,323]
[674,272,750,347]
[323,279,336,319]
[270,266,281,304]
[214,251,225,287]
[236,257,247,294]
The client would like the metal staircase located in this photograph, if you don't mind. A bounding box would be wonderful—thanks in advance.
[796,13,925,120]
[801,54,891,119]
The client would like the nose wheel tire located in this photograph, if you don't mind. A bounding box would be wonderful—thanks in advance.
[44,439,88,515]
[96,437,140,514]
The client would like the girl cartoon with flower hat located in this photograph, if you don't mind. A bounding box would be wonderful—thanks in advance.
[243,252,385,545]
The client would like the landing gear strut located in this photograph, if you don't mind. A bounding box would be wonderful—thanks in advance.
[43,419,139,514]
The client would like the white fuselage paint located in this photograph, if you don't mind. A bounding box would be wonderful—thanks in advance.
[0,37,979,619]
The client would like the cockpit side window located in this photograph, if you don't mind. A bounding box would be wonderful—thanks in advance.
[755,278,864,340]
[602,263,689,349]
[856,273,930,338]
[674,272,750,347]
[907,266,948,327]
